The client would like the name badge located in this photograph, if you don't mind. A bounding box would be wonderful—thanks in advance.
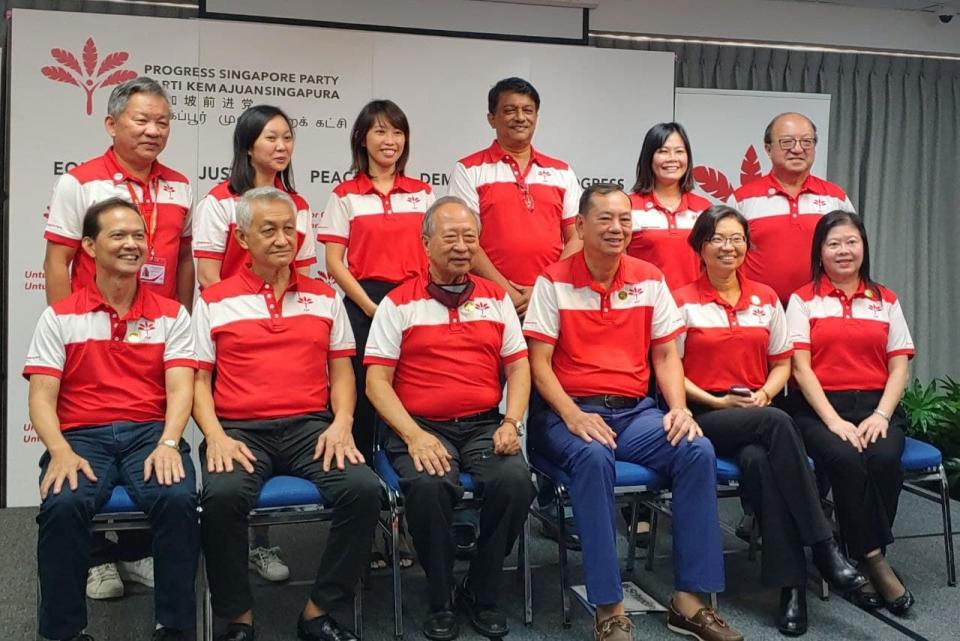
[140,257,167,286]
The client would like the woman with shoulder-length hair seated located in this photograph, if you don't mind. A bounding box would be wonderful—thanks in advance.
[674,205,866,636]
[787,210,916,616]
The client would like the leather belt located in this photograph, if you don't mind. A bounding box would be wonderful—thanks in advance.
[572,395,642,409]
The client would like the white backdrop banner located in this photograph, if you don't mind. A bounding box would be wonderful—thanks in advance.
[674,88,831,204]
[5,9,674,506]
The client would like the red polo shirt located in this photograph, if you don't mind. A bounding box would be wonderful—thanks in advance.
[317,174,434,283]
[628,191,711,291]
[449,140,581,286]
[22,284,196,431]
[192,178,316,280]
[733,172,855,302]
[523,252,684,398]
[45,148,193,301]
[674,273,792,392]
[194,266,355,420]
[786,276,915,391]
[364,274,527,421]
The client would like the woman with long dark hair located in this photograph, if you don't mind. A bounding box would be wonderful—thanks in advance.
[676,206,865,635]
[628,122,711,291]
[787,210,916,616]
[194,104,315,288]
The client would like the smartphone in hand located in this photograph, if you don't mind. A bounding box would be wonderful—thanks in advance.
[729,385,753,397]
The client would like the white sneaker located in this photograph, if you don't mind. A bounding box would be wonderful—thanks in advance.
[249,546,290,582]
[118,557,155,588]
[86,562,124,599]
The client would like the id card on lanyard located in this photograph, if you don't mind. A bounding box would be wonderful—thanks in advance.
[126,180,167,286]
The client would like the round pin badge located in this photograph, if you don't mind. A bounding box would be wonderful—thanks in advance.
[463,302,474,313]
[618,291,628,300]
[865,289,874,298]
[750,295,761,305]
[127,331,141,343]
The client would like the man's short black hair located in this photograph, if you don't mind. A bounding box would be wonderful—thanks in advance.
[487,77,541,114]
[578,183,626,216]
[81,197,141,240]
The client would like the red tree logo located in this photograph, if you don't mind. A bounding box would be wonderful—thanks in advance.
[627,284,644,301]
[296,294,313,312]
[41,38,138,116]
[136,319,155,339]
[406,196,421,206]
[474,301,491,318]
[692,145,764,202]
[751,308,766,322]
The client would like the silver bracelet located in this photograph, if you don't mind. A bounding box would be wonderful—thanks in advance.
[872,408,891,421]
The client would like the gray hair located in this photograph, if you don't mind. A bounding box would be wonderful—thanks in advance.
[236,186,297,231]
[107,77,169,118]
[421,196,482,237]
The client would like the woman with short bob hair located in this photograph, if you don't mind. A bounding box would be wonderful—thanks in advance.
[787,210,916,616]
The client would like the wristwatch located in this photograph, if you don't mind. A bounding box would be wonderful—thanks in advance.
[502,417,525,436]
[159,438,178,449]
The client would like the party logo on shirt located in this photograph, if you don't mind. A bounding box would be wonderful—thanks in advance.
[128,319,155,343]
[626,285,645,302]
[868,302,883,318]
[751,307,767,322]
[296,294,313,312]
[474,301,491,318]
[406,195,421,206]
[812,197,829,210]
[162,183,176,198]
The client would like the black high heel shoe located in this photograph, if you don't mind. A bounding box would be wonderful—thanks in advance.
[883,569,914,617]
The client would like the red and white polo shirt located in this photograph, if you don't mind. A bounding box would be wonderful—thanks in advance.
[628,191,711,291]
[733,172,855,303]
[523,252,684,398]
[317,173,433,283]
[364,274,527,421]
[22,284,196,431]
[786,276,915,391]
[193,178,316,281]
[194,266,355,421]
[674,273,792,392]
[449,140,581,286]
[45,148,193,301]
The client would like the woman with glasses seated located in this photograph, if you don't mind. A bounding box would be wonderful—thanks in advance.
[787,210,916,617]
[674,205,866,636]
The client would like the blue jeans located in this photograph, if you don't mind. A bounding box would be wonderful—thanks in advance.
[529,398,724,604]
[36,421,199,639]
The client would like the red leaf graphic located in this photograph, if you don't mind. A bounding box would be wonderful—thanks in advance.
[50,48,82,75]
[739,145,762,187]
[97,51,129,77]
[693,166,734,202]
[99,69,138,88]
[82,37,98,76]
[41,66,80,86]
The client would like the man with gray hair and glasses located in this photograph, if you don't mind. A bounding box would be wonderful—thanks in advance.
[42,76,196,601]
[193,187,380,641]
[366,196,535,641]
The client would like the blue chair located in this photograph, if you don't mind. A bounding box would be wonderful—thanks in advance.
[199,475,364,641]
[374,448,533,640]
[900,437,956,586]
[529,453,668,627]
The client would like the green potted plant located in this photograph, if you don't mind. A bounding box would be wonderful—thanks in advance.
[900,376,960,499]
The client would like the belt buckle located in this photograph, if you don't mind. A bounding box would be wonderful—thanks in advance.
[602,395,617,409]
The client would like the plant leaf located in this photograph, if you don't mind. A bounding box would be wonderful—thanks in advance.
[692,166,734,202]
[97,51,129,77]
[739,145,762,187]
[41,66,80,86]
[99,69,139,88]
[82,37,98,76]
[50,48,82,75]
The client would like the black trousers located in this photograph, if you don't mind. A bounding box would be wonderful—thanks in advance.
[343,279,399,461]
[792,391,905,559]
[386,412,536,609]
[693,405,833,587]
[200,413,381,619]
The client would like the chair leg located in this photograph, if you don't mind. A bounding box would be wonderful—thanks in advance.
[390,501,404,640]
[819,578,829,601]
[520,516,533,625]
[709,592,718,609]
[937,465,957,586]
[556,485,571,628]
[353,578,363,639]
[645,506,659,572]
[625,498,639,576]
[747,513,759,562]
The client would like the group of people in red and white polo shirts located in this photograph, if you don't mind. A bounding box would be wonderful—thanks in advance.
[25,74,916,641]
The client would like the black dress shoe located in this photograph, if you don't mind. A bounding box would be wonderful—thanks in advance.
[811,540,867,592]
[152,628,186,641]
[422,605,459,641]
[298,614,358,641]
[777,587,807,637]
[216,622,255,641]
[538,514,581,551]
[883,569,915,617]
[850,584,883,610]
[456,578,509,638]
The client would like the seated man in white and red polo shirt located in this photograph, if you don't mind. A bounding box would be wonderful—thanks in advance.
[193,187,380,641]
[25,197,199,641]
[365,196,536,641]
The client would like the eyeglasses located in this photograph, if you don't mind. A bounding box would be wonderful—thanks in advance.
[776,137,817,150]
[707,235,747,247]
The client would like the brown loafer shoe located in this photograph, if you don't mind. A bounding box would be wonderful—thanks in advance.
[594,614,634,641]
[666,603,743,641]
